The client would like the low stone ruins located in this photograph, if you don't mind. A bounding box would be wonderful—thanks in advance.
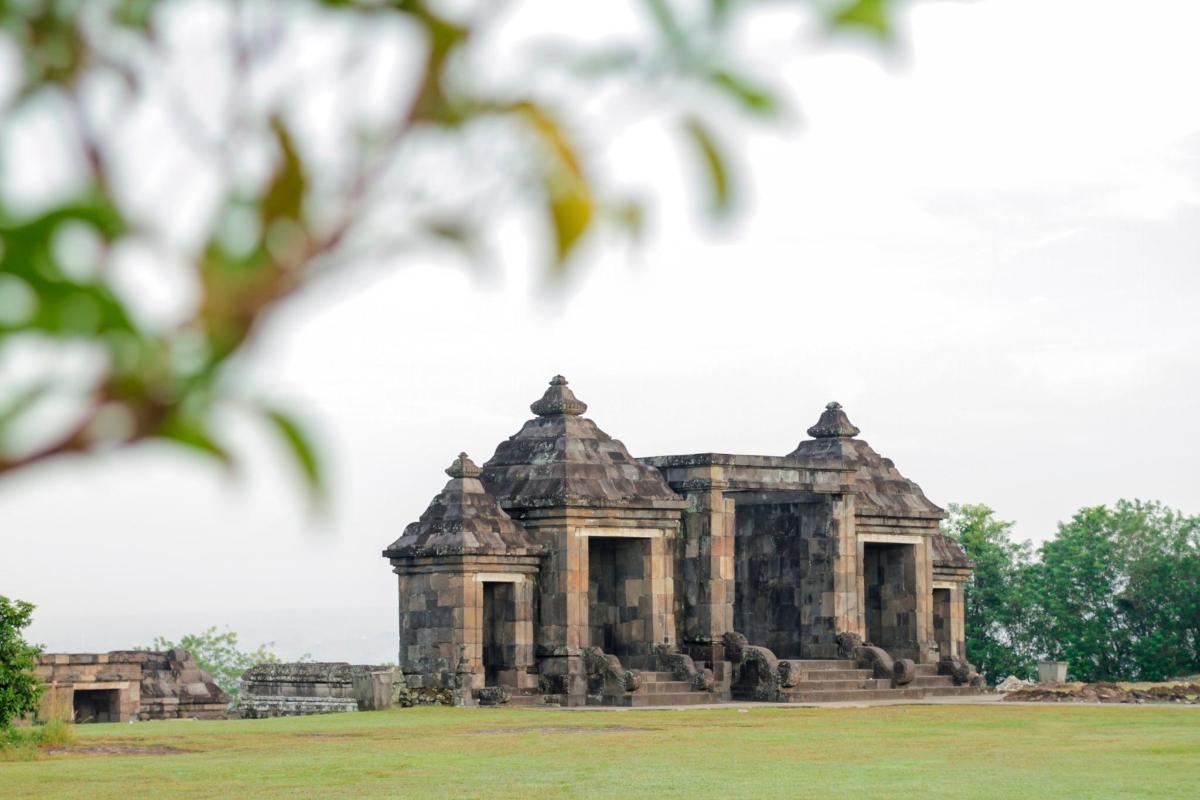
[35,650,229,723]
[383,376,985,706]
[239,662,397,718]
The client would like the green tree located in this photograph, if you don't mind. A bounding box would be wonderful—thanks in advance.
[942,504,1038,683]
[0,0,907,498]
[1032,500,1199,682]
[150,626,290,705]
[0,596,44,730]
[1116,502,1200,680]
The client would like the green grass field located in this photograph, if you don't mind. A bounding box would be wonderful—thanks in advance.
[2,704,1198,799]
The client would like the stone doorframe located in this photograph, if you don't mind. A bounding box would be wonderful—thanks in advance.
[932,579,965,659]
[580,527,675,666]
[856,532,935,662]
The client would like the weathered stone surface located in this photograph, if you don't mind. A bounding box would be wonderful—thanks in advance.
[893,658,917,686]
[480,377,687,512]
[854,645,895,681]
[383,453,543,558]
[937,655,982,686]
[723,632,781,701]
[384,383,979,707]
[240,662,397,718]
[35,650,228,723]
[789,403,943,519]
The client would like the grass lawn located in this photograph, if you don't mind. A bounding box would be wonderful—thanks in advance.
[2,704,1198,799]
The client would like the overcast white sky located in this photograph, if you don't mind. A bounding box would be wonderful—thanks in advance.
[3,0,1198,663]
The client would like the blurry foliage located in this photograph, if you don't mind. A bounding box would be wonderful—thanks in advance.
[0,0,905,496]
[0,596,44,730]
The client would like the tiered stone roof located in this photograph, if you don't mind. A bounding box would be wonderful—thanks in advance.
[931,533,974,569]
[789,402,944,519]
[383,453,543,558]
[481,376,686,511]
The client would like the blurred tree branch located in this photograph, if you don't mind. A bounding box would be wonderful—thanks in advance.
[0,0,906,500]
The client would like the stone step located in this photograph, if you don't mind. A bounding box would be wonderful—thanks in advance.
[503,693,550,707]
[788,679,891,691]
[910,675,958,688]
[772,685,982,703]
[786,676,960,691]
[794,669,874,681]
[636,671,680,683]
[602,692,717,708]
[636,680,694,694]
[782,660,858,670]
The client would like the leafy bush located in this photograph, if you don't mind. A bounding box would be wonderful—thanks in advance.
[0,596,43,730]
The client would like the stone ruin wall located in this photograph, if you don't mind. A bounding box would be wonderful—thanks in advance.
[35,649,229,722]
[239,662,403,718]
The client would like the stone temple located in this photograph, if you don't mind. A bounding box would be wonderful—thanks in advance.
[383,376,982,706]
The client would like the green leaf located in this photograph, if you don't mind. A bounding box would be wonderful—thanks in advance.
[642,0,687,54]
[544,171,595,271]
[509,101,595,270]
[829,0,893,39]
[158,413,233,467]
[261,116,307,225]
[0,193,136,337]
[708,70,779,117]
[262,406,325,506]
[683,117,733,216]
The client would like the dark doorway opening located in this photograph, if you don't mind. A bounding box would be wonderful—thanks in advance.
[587,536,647,662]
[73,688,119,723]
[932,587,953,658]
[863,542,918,651]
[482,582,516,687]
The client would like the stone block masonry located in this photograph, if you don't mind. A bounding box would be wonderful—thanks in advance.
[385,380,980,706]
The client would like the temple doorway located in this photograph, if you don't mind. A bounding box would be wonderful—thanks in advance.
[73,688,119,723]
[587,536,648,662]
[932,587,953,657]
[481,582,516,687]
[863,542,918,650]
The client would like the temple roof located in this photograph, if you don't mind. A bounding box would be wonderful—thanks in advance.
[383,453,543,559]
[788,402,945,519]
[480,376,686,511]
[931,533,974,570]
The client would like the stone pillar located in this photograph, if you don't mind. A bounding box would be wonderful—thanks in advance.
[914,538,937,663]
[510,576,539,689]
[680,489,735,664]
[825,493,860,657]
[645,534,678,651]
[529,524,588,705]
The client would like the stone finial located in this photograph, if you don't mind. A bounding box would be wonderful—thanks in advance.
[530,375,588,417]
[445,452,482,479]
[806,401,861,439]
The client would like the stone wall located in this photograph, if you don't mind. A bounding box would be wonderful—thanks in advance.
[240,662,396,718]
[35,649,228,722]
[733,499,847,659]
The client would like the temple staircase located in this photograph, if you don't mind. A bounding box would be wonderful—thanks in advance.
[588,669,719,707]
[759,659,982,703]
